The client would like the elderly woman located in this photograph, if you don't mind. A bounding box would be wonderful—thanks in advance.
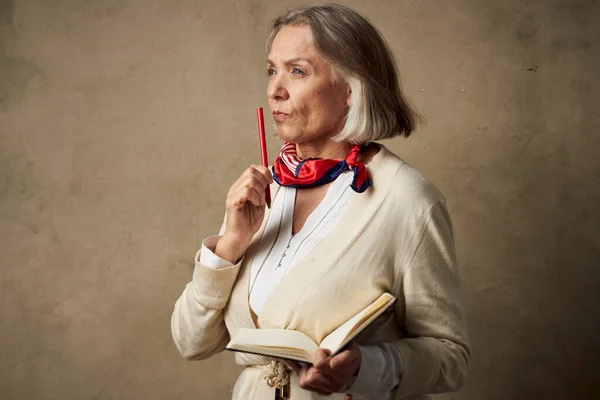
[171,4,470,400]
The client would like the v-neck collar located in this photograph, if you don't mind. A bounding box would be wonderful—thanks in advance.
[285,171,354,240]
[228,144,387,331]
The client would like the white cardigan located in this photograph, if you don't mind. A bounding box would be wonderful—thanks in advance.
[172,144,471,399]
[200,170,403,398]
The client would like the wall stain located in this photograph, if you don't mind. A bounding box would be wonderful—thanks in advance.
[0,45,44,109]
[0,0,43,110]
[55,0,129,20]
[551,37,591,51]
[516,14,540,44]
[0,146,11,202]
[235,0,266,30]
[0,0,15,29]
[89,0,128,19]
[245,0,266,18]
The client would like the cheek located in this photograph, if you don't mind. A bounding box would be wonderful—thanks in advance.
[312,92,343,125]
[291,85,340,129]
[293,90,312,114]
[297,90,326,120]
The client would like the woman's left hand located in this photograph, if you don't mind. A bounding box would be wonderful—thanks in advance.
[288,342,362,397]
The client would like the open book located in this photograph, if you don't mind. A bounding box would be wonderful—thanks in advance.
[226,293,396,363]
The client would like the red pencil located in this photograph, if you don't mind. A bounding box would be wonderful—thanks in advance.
[256,107,272,208]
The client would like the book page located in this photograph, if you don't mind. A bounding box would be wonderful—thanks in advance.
[319,293,395,353]
[226,328,318,363]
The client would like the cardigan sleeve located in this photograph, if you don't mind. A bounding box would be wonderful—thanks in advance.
[171,219,242,360]
[170,249,242,360]
[392,200,471,397]
[348,343,404,399]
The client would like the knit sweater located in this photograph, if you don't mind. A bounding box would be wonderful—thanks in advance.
[200,169,404,398]
[171,144,471,399]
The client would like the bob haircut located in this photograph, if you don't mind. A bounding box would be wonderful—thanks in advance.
[267,4,420,144]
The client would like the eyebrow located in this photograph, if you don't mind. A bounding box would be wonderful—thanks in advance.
[266,57,313,66]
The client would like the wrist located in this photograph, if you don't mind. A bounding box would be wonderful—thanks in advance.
[215,234,250,264]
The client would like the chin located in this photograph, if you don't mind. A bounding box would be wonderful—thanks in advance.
[275,125,300,143]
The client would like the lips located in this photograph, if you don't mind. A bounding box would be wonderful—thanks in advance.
[272,111,289,122]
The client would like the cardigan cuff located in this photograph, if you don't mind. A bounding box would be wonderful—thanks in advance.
[348,343,403,399]
[393,339,435,396]
[192,250,242,309]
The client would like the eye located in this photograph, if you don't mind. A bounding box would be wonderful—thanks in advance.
[266,68,276,76]
[292,67,304,76]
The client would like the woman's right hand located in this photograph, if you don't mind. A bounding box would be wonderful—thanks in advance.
[215,165,273,263]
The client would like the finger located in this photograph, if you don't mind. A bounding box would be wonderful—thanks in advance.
[314,349,348,381]
[227,180,261,206]
[313,348,331,369]
[330,346,361,372]
[299,369,334,395]
[234,187,261,208]
[303,366,345,394]
[238,174,268,197]
[283,360,302,374]
[233,185,263,208]
[230,166,268,196]
[345,395,353,400]
[239,174,269,206]
[249,164,274,185]
[246,165,272,187]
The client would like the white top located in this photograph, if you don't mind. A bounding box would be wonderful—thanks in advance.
[198,171,403,399]
[248,170,356,312]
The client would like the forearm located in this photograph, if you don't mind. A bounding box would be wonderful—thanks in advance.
[348,338,470,399]
[393,335,470,395]
[171,278,229,360]
[171,244,241,360]
[214,234,250,265]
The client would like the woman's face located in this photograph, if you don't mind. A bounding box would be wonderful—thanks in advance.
[267,25,349,145]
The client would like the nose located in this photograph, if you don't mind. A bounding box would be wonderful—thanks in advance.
[268,74,289,101]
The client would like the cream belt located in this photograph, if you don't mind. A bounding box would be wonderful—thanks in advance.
[259,360,291,389]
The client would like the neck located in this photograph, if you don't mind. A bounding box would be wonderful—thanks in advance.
[295,138,352,160]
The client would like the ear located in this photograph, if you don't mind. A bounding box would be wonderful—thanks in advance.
[345,83,352,107]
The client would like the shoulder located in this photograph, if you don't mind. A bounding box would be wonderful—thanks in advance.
[368,143,446,214]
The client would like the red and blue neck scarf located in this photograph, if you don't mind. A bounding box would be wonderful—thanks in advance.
[272,142,371,193]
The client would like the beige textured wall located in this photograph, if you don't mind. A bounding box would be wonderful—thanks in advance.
[1,0,598,399]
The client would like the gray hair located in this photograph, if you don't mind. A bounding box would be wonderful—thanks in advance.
[267,4,420,144]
